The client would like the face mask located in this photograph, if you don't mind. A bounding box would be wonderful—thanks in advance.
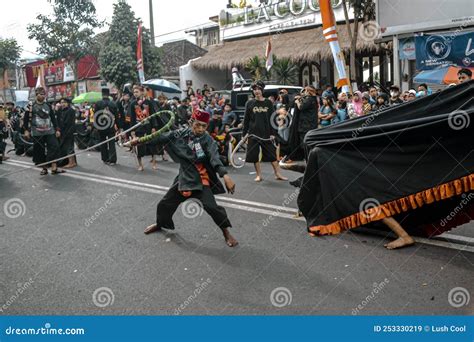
[417,91,426,97]
[390,91,399,97]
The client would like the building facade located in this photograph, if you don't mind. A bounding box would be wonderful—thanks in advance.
[182,0,388,91]
[376,0,474,90]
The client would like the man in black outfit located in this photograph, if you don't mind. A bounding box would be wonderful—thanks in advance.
[243,81,287,182]
[130,109,239,247]
[94,88,118,165]
[23,87,63,175]
[57,98,77,168]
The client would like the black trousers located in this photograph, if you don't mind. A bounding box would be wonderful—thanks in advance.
[156,183,232,230]
[99,130,117,163]
[32,134,59,166]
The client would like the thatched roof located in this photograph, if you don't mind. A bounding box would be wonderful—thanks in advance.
[192,23,378,70]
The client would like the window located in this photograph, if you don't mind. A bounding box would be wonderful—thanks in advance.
[236,93,251,108]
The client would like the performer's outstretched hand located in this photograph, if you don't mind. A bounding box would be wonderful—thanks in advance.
[124,138,140,149]
[223,175,236,194]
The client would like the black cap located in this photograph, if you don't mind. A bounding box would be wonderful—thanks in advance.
[250,80,265,91]
[102,88,110,97]
[389,85,400,91]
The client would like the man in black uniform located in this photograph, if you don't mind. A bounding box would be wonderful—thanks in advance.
[130,109,238,247]
[57,98,77,168]
[94,88,118,165]
[23,87,63,175]
[243,81,287,182]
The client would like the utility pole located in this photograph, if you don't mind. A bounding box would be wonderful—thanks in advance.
[149,0,155,46]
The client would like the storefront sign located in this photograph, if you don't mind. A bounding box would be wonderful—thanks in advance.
[399,38,416,60]
[44,62,75,85]
[221,0,351,40]
[243,0,342,26]
[415,31,474,70]
[46,83,75,102]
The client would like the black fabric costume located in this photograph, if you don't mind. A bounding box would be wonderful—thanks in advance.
[298,80,474,237]
[243,98,277,163]
[94,98,119,164]
[24,102,60,166]
[148,128,232,230]
[57,106,77,163]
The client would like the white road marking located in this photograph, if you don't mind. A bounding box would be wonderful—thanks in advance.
[5,159,299,214]
[5,160,473,252]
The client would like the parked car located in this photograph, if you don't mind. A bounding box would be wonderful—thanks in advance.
[230,85,303,120]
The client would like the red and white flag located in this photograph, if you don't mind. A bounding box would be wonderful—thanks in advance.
[265,38,273,72]
[137,22,145,84]
[35,64,45,89]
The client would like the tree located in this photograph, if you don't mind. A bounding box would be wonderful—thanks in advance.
[27,0,102,78]
[271,57,298,85]
[99,1,138,89]
[245,56,266,81]
[0,38,21,99]
[0,38,21,72]
[341,0,376,84]
[99,1,161,90]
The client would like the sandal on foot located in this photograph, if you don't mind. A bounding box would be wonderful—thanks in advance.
[51,169,66,175]
[40,169,48,176]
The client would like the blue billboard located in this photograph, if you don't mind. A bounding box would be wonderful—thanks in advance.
[415,31,474,70]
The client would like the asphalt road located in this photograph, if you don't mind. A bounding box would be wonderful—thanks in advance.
[0,143,473,316]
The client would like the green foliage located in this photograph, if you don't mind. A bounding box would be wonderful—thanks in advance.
[271,57,298,85]
[99,1,161,90]
[348,0,375,20]
[0,38,21,72]
[27,0,102,68]
[245,55,266,81]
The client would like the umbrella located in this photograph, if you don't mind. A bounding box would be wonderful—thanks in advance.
[142,79,182,94]
[72,92,103,104]
[414,65,474,85]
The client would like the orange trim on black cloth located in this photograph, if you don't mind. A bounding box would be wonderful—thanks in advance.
[309,173,474,236]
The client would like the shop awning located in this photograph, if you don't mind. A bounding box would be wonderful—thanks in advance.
[192,23,378,70]
[413,65,474,85]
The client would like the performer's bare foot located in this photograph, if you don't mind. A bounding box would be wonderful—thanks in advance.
[275,174,288,181]
[63,163,76,169]
[144,224,161,235]
[384,236,415,250]
[382,217,415,250]
[254,176,263,182]
[138,166,144,172]
[222,228,238,247]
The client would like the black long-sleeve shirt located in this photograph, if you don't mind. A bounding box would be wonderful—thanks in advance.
[57,107,76,137]
[242,98,277,139]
